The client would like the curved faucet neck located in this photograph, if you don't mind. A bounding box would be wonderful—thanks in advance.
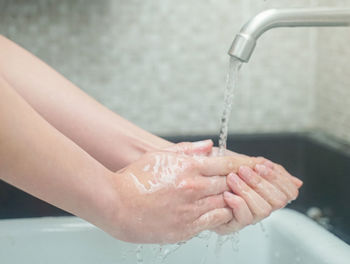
[229,8,350,62]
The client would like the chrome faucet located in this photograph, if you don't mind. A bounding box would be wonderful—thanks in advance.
[228,8,350,62]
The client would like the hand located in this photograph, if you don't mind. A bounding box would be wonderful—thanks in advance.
[105,141,262,244]
[211,149,303,235]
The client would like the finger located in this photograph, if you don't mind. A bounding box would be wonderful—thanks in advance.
[291,176,303,188]
[194,194,227,218]
[199,156,256,176]
[260,158,274,169]
[177,176,229,200]
[210,147,250,158]
[227,173,272,222]
[165,140,213,156]
[192,208,232,234]
[260,159,303,188]
[197,176,230,198]
[255,164,299,202]
[214,192,253,235]
[238,166,288,210]
[273,163,303,188]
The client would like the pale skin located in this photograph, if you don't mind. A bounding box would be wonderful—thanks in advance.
[0,35,302,243]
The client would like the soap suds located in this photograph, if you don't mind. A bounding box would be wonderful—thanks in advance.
[130,154,190,194]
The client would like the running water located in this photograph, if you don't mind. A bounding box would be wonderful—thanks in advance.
[131,57,243,264]
[214,57,243,255]
[218,57,242,155]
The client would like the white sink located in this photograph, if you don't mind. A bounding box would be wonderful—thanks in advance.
[0,208,349,264]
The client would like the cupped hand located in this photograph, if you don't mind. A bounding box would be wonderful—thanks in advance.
[211,148,303,235]
[106,141,262,244]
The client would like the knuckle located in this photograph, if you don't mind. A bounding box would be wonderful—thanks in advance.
[264,168,276,180]
[179,180,197,196]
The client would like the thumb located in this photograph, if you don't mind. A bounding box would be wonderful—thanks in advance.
[165,140,213,155]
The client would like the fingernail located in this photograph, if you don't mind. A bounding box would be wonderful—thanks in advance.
[255,164,268,176]
[192,139,212,149]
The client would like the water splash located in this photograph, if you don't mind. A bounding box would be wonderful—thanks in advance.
[230,232,240,252]
[155,242,185,263]
[259,222,269,238]
[135,245,143,264]
[218,57,242,155]
[214,232,240,262]
[198,231,212,264]
[214,234,232,263]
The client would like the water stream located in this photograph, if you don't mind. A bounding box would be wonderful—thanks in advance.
[218,57,242,154]
[132,57,243,264]
[213,57,243,256]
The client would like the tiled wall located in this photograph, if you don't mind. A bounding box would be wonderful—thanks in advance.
[0,0,349,142]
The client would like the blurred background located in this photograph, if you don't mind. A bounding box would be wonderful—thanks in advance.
[0,0,349,142]
[1,0,350,244]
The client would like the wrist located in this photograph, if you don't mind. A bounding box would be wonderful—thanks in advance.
[77,170,121,236]
[95,170,134,241]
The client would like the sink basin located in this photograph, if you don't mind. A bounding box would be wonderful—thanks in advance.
[1,133,349,243]
[1,209,349,264]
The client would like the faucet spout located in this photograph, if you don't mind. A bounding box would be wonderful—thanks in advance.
[229,8,350,62]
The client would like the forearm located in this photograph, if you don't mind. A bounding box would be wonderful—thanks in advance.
[0,76,116,227]
[0,35,172,171]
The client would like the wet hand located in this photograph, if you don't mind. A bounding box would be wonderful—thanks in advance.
[213,149,303,235]
[107,141,262,244]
